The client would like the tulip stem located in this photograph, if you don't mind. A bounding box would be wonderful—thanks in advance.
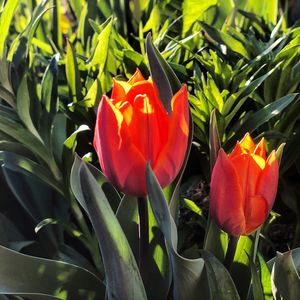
[137,196,149,279]
[224,235,240,271]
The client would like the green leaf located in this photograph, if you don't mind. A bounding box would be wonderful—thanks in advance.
[0,116,61,179]
[201,250,240,300]
[209,109,221,172]
[0,0,20,59]
[231,236,253,300]
[86,19,113,77]
[0,151,63,196]
[226,93,298,149]
[204,220,228,262]
[248,257,264,300]
[245,0,278,24]
[0,85,15,108]
[182,0,217,34]
[52,0,62,49]
[199,21,250,59]
[271,250,300,300]
[41,54,59,118]
[0,244,104,299]
[8,0,49,62]
[117,195,171,300]
[66,41,83,103]
[70,156,147,299]
[16,75,42,142]
[146,164,205,300]
[146,34,181,115]
[223,64,280,126]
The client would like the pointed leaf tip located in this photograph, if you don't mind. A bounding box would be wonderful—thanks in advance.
[145,33,181,115]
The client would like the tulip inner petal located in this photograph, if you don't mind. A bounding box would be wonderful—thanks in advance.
[252,154,266,169]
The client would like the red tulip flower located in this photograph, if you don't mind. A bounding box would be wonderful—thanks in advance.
[210,133,279,236]
[93,69,189,196]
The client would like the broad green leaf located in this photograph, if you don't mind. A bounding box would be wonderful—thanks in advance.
[0,0,20,59]
[201,250,240,300]
[7,0,49,62]
[0,86,15,108]
[0,116,61,179]
[70,156,147,300]
[0,151,63,196]
[0,244,104,299]
[182,0,217,34]
[68,0,84,19]
[66,41,83,103]
[146,34,181,115]
[199,21,250,59]
[231,236,253,300]
[271,250,300,300]
[41,54,59,118]
[146,164,205,300]
[82,78,101,108]
[17,75,42,142]
[117,195,171,300]
[86,19,113,77]
[245,0,278,24]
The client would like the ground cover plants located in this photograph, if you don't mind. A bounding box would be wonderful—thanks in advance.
[0,0,300,299]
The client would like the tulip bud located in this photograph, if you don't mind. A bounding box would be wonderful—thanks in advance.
[210,133,280,236]
[93,69,190,196]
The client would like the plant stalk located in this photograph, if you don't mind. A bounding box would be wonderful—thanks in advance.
[137,196,149,280]
[224,235,240,271]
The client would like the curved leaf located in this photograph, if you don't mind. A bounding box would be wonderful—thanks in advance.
[146,164,205,300]
[0,245,104,300]
[201,250,240,300]
[146,34,181,115]
[70,156,147,300]
[270,249,300,300]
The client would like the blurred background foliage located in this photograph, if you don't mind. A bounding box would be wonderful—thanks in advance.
[0,0,300,299]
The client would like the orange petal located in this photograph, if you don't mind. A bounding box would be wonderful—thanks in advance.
[239,133,256,153]
[230,152,263,205]
[244,195,268,235]
[256,150,279,208]
[153,85,189,188]
[210,149,245,236]
[254,138,266,159]
[126,80,159,105]
[128,69,145,85]
[127,94,166,164]
[229,142,243,159]
[111,79,130,103]
[93,96,148,196]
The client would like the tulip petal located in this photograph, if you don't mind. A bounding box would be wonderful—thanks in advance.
[128,94,166,164]
[229,142,244,159]
[244,195,268,235]
[239,133,256,153]
[126,80,159,105]
[93,96,148,196]
[153,85,189,188]
[128,69,145,84]
[111,79,130,102]
[256,150,279,208]
[210,149,245,236]
[254,138,266,159]
[230,153,264,205]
